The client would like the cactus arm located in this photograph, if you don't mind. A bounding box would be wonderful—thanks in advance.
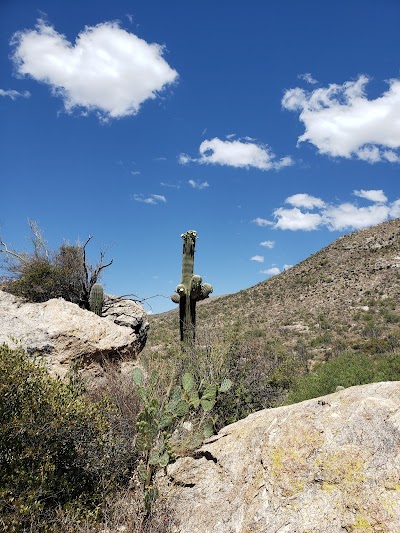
[170,292,180,304]
[198,282,213,301]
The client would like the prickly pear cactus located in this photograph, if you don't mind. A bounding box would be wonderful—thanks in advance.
[171,230,213,346]
[132,366,233,500]
[89,283,104,316]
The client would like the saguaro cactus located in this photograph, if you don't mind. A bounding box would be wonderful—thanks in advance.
[171,230,213,346]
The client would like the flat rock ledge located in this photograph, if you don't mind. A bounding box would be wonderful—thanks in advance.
[159,381,400,533]
[0,290,149,379]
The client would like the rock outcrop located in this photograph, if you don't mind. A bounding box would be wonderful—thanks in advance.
[0,290,149,379]
[160,381,400,532]
[102,293,149,351]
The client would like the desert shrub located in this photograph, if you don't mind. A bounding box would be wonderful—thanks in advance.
[0,344,135,531]
[213,336,298,426]
[387,329,400,351]
[144,326,298,431]
[5,259,73,303]
[310,332,332,347]
[0,222,112,309]
[243,328,265,339]
[356,328,400,355]
[383,310,400,324]
[361,337,392,354]
[362,319,383,339]
[284,351,400,405]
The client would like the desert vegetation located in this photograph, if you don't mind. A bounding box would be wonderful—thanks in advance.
[1,220,400,530]
[0,221,112,311]
[0,343,177,532]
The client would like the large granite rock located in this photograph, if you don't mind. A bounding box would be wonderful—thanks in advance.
[103,293,149,351]
[0,290,149,379]
[160,381,400,532]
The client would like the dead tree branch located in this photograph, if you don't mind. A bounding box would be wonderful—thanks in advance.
[0,241,28,264]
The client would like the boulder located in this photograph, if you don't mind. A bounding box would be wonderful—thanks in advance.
[0,290,149,379]
[103,293,148,351]
[159,381,400,532]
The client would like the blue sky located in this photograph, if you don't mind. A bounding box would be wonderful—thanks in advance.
[1,0,399,313]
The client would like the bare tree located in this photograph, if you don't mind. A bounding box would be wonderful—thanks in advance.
[80,235,113,308]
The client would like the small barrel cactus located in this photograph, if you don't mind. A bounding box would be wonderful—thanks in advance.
[89,283,104,316]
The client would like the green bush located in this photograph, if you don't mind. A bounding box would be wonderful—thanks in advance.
[284,351,400,405]
[1,223,112,309]
[4,245,91,307]
[0,344,133,531]
[6,259,72,303]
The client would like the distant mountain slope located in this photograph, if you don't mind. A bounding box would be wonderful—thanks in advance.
[145,218,400,364]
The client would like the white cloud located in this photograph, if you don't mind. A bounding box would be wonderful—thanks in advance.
[353,189,387,203]
[253,217,273,227]
[390,199,400,218]
[298,73,318,85]
[383,151,400,163]
[11,19,178,119]
[0,88,30,100]
[152,194,166,202]
[179,137,293,171]
[161,181,180,189]
[260,240,275,248]
[178,154,192,165]
[261,267,280,276]
[355,146,382,163]
[260,264,292,276]
[188,179,209,190]
[269,189,399,232]
[133,193,166,204]
[251,255,264,263]
[282,75,400,163]
[273,207,323,231]
[286,193,325,209]
[322,203,390,231]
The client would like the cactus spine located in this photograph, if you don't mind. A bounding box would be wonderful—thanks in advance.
[89,283,104,316]
[171,230,213,346]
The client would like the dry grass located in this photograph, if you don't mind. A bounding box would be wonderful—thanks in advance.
[49,484,175,532]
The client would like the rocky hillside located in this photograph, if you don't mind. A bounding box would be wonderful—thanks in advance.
[145,218,400,369]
